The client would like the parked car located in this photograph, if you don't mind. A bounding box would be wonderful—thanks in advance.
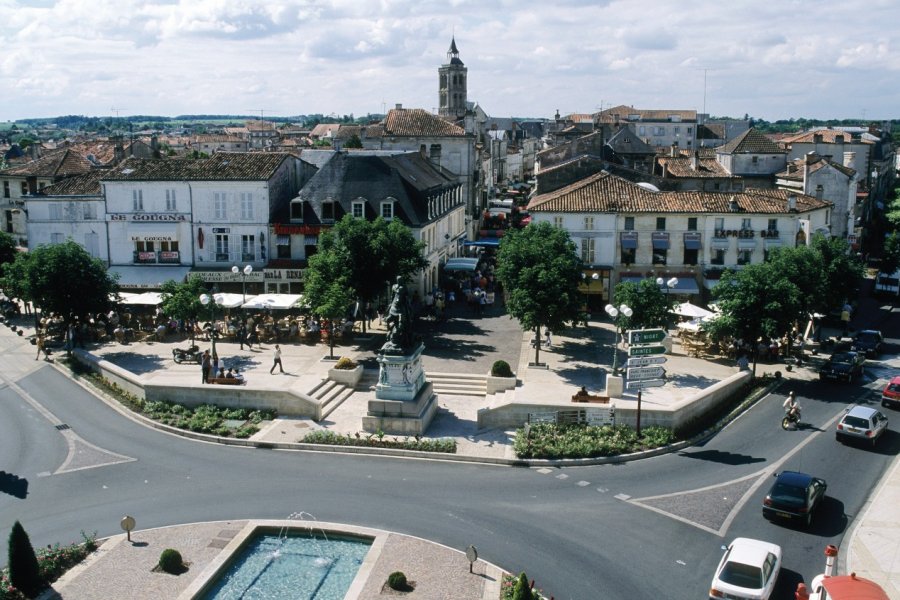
[709,537,782,600]
[818,351,865,383]
[762,471,827,527]
[836,405,889,447]
[882,376,900,410]
[851,329,883,357]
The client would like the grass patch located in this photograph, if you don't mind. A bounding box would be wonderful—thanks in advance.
[300,430,457,454]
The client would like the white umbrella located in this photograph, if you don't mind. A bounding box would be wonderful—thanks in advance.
[673,302,714,318]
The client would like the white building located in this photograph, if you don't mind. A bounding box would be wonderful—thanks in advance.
[776,152,857,239]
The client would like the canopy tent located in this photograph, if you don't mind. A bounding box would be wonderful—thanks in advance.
[444,257,480,272]
[241,293,304,310]
[120,291,165,306]
[673,302,714,318]
[213,293,255,309]
[108,265,191,290]
[463,239,500,248]
[110,291,138,303]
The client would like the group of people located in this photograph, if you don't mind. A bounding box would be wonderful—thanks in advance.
[199,349,244,384]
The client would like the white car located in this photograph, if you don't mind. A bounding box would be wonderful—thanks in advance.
[836,405,889,447]
[710,537,782,600]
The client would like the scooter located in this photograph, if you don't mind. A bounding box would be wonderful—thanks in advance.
[782,405,802,430]
[172,344,202,364]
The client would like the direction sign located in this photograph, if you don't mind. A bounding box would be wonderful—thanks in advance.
[626,379,666,390]
[628,344,667,357]
[626,356,668,367]
[628,329,667,345]
[627,366,666,380]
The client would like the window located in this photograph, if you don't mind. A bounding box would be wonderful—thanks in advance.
[713,182,720,190]
[51,233,64,245]
[687,127,693,134]
[21,182,28,195]
[84,232,100,257]
[240,193,253,220]
[741,218,751,230]
[816,184,824,200]
[711,249,726,265]
[653,247,668,265]
[638,126,646,136]
[621,247,636,265]
[656,217,666,231]
[352,201,365,218]
[624,216,635,231]
[3,181,9,198]
[83,203,97,220]
[687,217,698,231]
[277,235,291,259]
[430,144,442,162]
[737,249,752,265]
[715,217,725,231]
[134,240,155,252]
[768,218,777,231]
[290,202,303,222]
[655,126,665,136]
[165,189,177,211]
[133,189,143,211]
[322,201,335,222]
[683,248,698,266]
[581,238,595,264]
[49,204,62,220]
[553,216,564,228]
[215,234,229,261]
[752,156,759,164]
[674,126,680,134]
[241,235,255,261]
[825,210,830,225]
[584,216,594,230]
[159,240,179,253]
[381,201,394,220]
[214,193,226,219]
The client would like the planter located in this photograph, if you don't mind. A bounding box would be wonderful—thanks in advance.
[486,374,517,394]
[328,364,364,388]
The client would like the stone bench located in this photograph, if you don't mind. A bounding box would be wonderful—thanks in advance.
[572,393,610,404]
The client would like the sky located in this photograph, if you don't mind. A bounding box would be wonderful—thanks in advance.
[2,0,899,123]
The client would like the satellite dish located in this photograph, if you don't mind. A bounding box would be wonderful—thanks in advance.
[636,182,660,192]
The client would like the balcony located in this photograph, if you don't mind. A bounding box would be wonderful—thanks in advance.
[159,251,180,264]
[133,251,158,264]
[215,252,231,262]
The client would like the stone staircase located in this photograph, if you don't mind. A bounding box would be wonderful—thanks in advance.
[307,379,355,419]
[426,372,488,397]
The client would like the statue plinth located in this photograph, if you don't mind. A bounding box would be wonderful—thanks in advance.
[364,343,438,435]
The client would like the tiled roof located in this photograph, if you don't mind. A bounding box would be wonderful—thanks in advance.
[38,169,107,196]
[607,126,655,155]
[696,124,724,140]
[102,152,293,181]
[528,170,830,214]
[781,128,872,144]
[310,124,341,138]
[718,128,784,154]
[383,108,466,137]
[596,105,697,122]
[193,134,247,143]
[0,149,93,178]
[657,155,731,178]
[777,154,856,180]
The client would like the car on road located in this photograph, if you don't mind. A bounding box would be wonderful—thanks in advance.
[818,351,865,383]
[709,537,782,600]
[851,329,883,357]
[762,471,827,527]
[882,376,900,410]
[836,405,889,447]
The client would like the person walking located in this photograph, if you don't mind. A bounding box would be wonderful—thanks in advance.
[35,334,45,361]
[270,344,284,374]
[238,323,247,350]
[201,350,211,384]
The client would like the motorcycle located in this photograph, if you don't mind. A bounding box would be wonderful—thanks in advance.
[172,344,202,364]
[782,405,802,430]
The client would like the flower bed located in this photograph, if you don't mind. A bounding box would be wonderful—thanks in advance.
[513,423,674,459]
[299,430,456,453]
[1,532,98,600]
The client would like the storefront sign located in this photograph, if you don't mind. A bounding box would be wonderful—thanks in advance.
[263,268,303,281]
[137,251,156,261]
[192,270,265,283]
[274,224,325,235]
[131,235,174,242]
[212,227,231,234]
[109,213,187,222]
[159,251,179,260]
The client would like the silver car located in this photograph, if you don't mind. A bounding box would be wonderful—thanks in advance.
[836,405,889,447]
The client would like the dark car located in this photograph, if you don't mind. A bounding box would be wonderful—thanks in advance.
[819,351,865,383]
[852,329,883,357]
[762,471,827,527]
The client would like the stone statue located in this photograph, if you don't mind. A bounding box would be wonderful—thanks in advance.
[382,276,415,354]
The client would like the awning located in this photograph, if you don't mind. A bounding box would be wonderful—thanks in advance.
[683,234,702,250]
[621,237,638,249]
[652,238,670,250]
[711,237,730,248]
[463,239,500,247]
[212,293,255,309]
[764,238,783,248]
[738,239,757,249]
[120,291,165,305]
[241,293,304,310]
[108,265,192,289]
[304,235,319,245]
[444,257,480,272]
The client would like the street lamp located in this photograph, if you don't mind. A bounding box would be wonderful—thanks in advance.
[199,292,224,359]
[656,276,678,329]
[232,264,253,303]
[604,303,633,376]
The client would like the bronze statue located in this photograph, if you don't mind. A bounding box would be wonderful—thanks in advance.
[382,276,414,353]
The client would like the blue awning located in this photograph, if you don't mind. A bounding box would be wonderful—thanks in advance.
[463,239,500,247]
[621,238,638,249]
[684,238,702,250]
[444,257,480,272]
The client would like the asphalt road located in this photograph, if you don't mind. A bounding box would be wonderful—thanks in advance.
[1,334,898,599]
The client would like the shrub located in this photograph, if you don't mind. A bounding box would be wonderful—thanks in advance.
[387,571,409,591]
[334,357,357,370]
[299,430,456,453]
[7,521,42,598]
[491,360,513,378]
[158,549,183,574]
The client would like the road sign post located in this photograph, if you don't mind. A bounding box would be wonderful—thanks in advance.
[628,329,666,345]
[628,345,667,357]
[626,366,666,380]
[626,356,668,367]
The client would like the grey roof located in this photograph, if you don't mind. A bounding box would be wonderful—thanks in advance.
[607,126,656,155]
[718,128,784,155]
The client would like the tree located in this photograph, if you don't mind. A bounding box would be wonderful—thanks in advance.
[611,279,670,331]
[495,222,584,365]
[0,240,118,349]
[810,234,864,309]
[343,133,363,149]
[8,520,42,598]
[159,275,207,343]
[764,245,825,316]
[0,231,17,266]
[303,248,355,359]
[880,232,900,276]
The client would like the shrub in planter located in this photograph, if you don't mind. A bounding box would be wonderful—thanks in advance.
[387,570,409,591]
[7,521,43,598]
[158,548,184,574]
[491,360,513,378]
[334,357,357,370]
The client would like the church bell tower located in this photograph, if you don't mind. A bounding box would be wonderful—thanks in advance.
[438,37,467,120]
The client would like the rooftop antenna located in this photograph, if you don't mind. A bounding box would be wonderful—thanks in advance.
[110,107,127,139]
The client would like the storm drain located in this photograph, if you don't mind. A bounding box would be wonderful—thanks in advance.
[55,424,70,431]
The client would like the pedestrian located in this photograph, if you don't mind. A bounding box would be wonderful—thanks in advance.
[840,302,852,337]
[238,323,247,350]
[201,350,211,384]
[544,328,552,348]
[35,334,45,361]
[270,344,284,374]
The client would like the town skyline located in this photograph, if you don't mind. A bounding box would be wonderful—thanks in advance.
[2,0,899,123]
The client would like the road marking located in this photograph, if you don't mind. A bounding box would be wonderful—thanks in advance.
[555,473,569,480]
[535,468,553,474]
[576,480,590,487]
[596,487,608,493]
[614,493,631,501]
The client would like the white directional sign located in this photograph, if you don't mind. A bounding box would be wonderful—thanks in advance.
[626,379,666,390]
[626,356,668,367]
[627,366,666,380]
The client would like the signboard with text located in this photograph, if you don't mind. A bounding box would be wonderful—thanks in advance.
[628,344,667,357]
[626,379,666,390]
[628,329,667,345]
[627,366,666,380]
[627,356,668,367]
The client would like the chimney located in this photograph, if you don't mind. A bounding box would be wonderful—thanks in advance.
[805,151,817,165]
[691,151,699,171]
[670,144,677,158]
[787,194,797,211]
[729,197,740,212]
[813,133,823,144]
[114,143,125,164]
[835,134,844,144]
[395,103,403,110]
[843,151,855,168]
[30,143,40,160]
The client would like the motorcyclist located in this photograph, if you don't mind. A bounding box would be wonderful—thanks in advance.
[782,391,801,421]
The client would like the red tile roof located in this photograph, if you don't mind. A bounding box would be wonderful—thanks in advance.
[102,152,293,181]
[383,108,467,137]
[781,129,871,144]
[718,128,784,154]
[0,149,93,178]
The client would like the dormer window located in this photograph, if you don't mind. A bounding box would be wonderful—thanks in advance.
[290,201,304,222]
[381,201,394,221]
[322,200,335,222]
[352,201,365,218]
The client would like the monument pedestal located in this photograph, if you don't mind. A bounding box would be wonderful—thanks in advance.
[363,343,438,435]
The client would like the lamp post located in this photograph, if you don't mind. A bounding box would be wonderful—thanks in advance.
[656,276,678,329]
[232,264,253,303]
[604,303,632,376]
[199,292,223,359]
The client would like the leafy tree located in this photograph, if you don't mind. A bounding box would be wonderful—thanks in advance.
[764,245,824,316]
[880,232,900,276]
[0,231,17,266]
[810,234,864,309]
[885,187,900,228]
[159,275,207,343]
[8,520,43,598]
[303,248,355,359]
[495,222,584,365]
[0,240,117,349]
[343,133,363,149]
[611,279,671,331]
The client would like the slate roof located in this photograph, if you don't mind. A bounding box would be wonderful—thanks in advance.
[718,128,784,154]
[781,129,872,144]
[527,170,830,214]
[657,155,731,178]
[607,126,656,155]
[0,149,93,178]
[596,105,697,122]
[383,108,467,137]
[37,169,107,196]
[696,124,725,140]
[777,154,856,181]
[101,152,292,181]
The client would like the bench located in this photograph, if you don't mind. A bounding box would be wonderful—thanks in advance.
[572,392,610,404]
[208,377,245,385]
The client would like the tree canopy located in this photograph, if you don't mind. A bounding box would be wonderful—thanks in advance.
[159,275,207,342]
[495,221,584,363]
[0,231,17,267]
[879,232,900,276]
[611,279,671,330]
[303,245,355,358]
[809,234,864,308]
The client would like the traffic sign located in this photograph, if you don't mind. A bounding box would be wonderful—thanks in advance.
[628,329,666,345]
[627,366,666,380]
[628,344,667,357]
[626,356,668,367]
[626,379,666,390]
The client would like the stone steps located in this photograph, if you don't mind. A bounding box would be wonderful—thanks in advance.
[308,379,355,419]
[427,371,487,397]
